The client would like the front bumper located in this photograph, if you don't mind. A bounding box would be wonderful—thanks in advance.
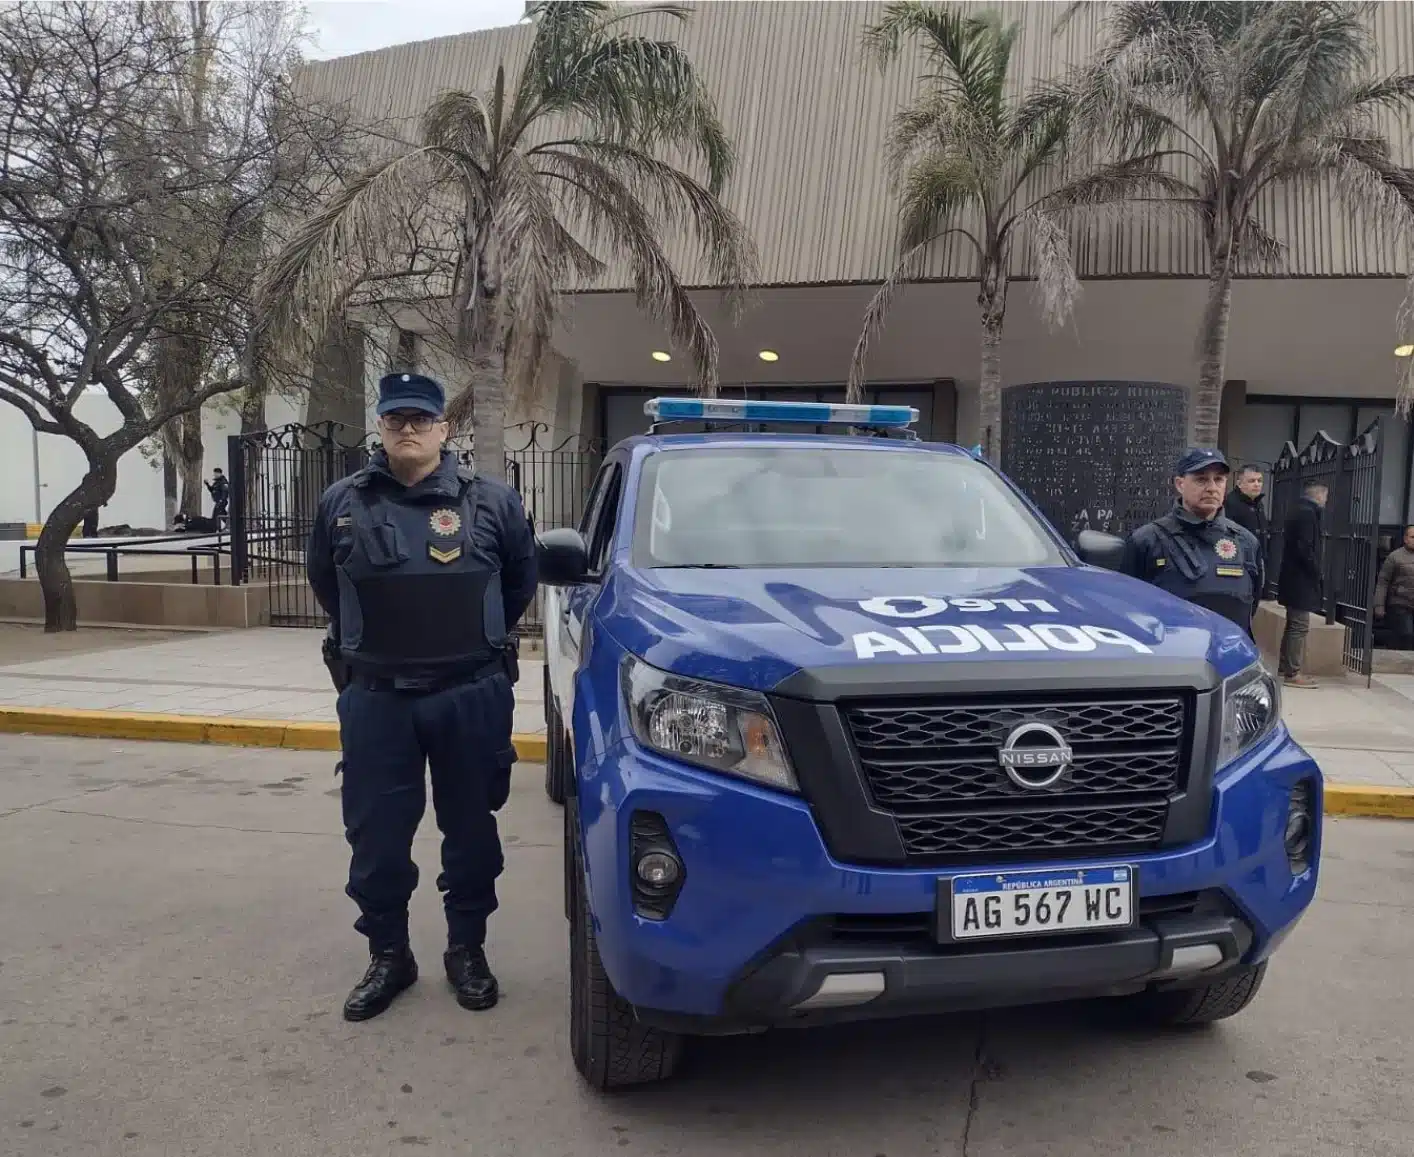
[576,726,1322,1027]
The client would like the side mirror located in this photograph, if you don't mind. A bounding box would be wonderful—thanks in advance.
[536,527,590,586]
[1074,529,1126,572]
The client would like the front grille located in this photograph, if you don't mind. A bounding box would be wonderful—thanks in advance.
[896,802,1170,858]
[843,693,1189,864]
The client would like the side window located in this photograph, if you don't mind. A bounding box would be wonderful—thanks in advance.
[577,462,614,537]
[587,463,624,575]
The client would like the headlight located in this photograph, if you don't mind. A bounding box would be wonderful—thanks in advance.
[1218,661,1281,767]
[620,655,798,793]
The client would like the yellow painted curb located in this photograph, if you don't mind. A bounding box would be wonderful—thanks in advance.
[0,705,547,763]
[0,704,1402,814]
[1323,784,1414,821]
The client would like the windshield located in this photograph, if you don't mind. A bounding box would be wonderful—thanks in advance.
[631,445,1067,568]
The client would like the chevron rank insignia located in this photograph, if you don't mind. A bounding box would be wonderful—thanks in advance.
[430,508,462,536]
[428,543,462,564]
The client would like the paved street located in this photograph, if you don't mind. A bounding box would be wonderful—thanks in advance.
[2,734,1412,1156]
[0,625,547,738]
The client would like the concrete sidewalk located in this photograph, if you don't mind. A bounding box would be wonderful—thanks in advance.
[1,623,1413,797]
[0,626,544,734]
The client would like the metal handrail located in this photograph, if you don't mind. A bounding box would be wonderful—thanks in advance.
[16,527,290,586]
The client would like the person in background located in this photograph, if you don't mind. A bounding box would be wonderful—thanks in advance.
[1276,480,1328,687]
[1223,464,1269,570]
[1374,523,1414,651]
[1121,448,1264,638]
[205,468,230,524]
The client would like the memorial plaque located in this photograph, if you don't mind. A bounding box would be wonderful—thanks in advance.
[1000,381,1189,538]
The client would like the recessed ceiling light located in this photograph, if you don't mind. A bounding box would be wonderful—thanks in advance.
[1396,343,1414,358]
[651,350,671,362]
[758,349,779,362]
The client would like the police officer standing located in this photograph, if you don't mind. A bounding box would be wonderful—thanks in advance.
[1120,448,1264,637]
[306,372,537,1022]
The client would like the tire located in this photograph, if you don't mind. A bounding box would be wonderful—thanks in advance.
[567,799,684,1091]
[1125,962,1268,1027]
[544,667,567,806]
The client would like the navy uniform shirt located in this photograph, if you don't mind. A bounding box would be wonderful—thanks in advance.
[306,449,537,679]
[1120,504,1264,635]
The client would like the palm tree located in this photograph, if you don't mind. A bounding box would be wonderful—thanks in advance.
[255,0,756,481]
[847,3,1158,463]
[1056,0,1414,439]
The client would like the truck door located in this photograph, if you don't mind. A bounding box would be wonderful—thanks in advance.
[549,455,626,729]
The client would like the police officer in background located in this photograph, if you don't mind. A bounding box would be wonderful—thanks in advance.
[307,372,538,1022]
[1120,448,1264,637]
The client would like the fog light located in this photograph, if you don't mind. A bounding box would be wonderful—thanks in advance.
[636,851,682,887]
[629,810,687,920]
[1285,780,1314,874]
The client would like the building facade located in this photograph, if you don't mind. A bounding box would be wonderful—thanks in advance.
[293,0,1414,534]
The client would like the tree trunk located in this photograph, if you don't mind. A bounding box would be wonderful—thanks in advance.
[977,268,1008,466]
[238,382,267,435]
[464,337,508,484]
[446,234,508,484]
[36,458,118,632]
[1193,253,1233,447]
[162,442,178,530]
[176,408,204,517]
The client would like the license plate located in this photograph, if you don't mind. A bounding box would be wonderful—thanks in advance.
[945,865,1136,942]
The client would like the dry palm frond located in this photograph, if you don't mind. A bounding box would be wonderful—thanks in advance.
[252,148,436,356]
[258,0,755,453]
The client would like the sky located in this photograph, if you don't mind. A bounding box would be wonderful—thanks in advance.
[301,0,528,60]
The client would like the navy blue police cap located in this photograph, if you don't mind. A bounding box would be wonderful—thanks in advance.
[1174,446,1230,475]
[376,372,445,417]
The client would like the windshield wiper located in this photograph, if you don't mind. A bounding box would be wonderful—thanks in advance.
[653,562,742,569]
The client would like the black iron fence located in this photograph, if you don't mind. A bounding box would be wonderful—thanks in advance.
[228,420,602,634]
[1265,417,1386,683]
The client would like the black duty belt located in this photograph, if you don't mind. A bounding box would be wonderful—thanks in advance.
[348,653,506,693]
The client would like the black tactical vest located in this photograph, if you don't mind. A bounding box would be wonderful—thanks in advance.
[332,457,506,679]
[1147,510,1257,633]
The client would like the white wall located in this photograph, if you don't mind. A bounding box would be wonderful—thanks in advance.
[0,391,284,531]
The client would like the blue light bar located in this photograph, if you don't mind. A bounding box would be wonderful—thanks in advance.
[643,396,918,428]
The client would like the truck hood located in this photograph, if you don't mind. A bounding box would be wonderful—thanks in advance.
[602,564,1258,694]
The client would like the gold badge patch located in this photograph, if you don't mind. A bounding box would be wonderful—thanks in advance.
[1215,537,1239,561]
[1216,565,1245,577]
[428,544,462,564]
[429,508,462,536]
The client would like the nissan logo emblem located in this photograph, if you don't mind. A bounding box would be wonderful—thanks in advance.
[997,722,1073,789]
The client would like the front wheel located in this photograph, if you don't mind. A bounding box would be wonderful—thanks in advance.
[567,800,683,1091]
[1123,962,1268,1027]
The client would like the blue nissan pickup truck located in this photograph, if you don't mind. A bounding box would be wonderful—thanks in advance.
[536,397,1322,1092]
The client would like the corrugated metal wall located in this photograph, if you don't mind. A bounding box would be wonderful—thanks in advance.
[296,0,1414,289]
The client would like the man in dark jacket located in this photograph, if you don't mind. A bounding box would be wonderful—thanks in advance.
[1374,523,1414,650]
[1276,481,1328,686]
[1223,464,1269,568]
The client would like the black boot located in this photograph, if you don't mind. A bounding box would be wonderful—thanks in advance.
[444,944,499,1011]
[342,945,418,1022]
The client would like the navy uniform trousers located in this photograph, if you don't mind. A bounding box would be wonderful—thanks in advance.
[335,669,517,953]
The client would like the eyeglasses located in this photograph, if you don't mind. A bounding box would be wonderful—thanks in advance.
[381,412,442,433]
